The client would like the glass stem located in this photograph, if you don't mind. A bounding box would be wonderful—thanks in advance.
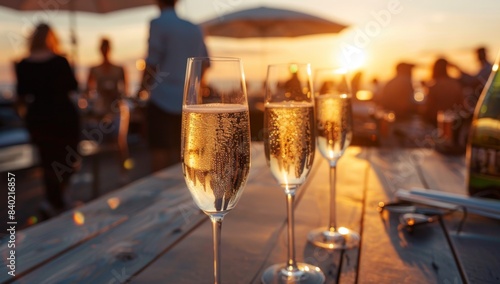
[285,190,299,272]
[210,214,224,284]
[329,165,337,232]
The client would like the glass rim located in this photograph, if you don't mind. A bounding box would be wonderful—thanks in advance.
[267,62,310,68]
[187,56,242,62]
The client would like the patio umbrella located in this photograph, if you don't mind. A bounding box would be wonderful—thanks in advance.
[201,5,348,92]
[0,0,157,66]
[201,6,347,38]
[0,0,156,13]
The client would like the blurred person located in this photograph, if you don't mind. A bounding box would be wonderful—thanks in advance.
[15,23,80,218]
[370,78,382,101]
[423,58,464,126]
[86,37,131,179]
[138,0,208,171]
[283,70,302,99]
[449,46,493,113]
[447,47,494,148]
[377,62,418,121]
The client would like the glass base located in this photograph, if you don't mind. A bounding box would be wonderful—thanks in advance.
[261,263,325,284]
[307,226,360,250]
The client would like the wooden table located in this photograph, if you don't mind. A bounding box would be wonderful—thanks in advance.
[1,143,499,283]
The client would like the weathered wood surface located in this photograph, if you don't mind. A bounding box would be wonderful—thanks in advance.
[359,148,463,284]
[129,146,367,284]
[0,168,189,283]
[418,151,500,284]
[417,149,466,194]
[3,144,500,284]
[444,215,500,284]
[129,144,288,283]
[303,148,368,284]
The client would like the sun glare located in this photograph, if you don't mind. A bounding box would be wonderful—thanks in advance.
[338,47,366,71]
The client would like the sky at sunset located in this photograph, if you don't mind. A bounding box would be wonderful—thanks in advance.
[1,0,500,95]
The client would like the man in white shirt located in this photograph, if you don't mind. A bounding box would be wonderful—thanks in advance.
[139,0,208,171]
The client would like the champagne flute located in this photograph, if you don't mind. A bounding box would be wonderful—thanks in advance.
[307,67,360,250]
[181,57,251,284]
[261,63,325,284]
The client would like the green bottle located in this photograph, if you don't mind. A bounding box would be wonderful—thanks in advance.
[467,53,500,199]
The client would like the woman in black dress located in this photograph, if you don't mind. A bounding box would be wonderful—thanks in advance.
[15,23,80,218]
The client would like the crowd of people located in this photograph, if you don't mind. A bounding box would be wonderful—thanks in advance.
[373,47,492,146]
[376,47,492,122]
[13,0,207,219]
[11,0,494,220]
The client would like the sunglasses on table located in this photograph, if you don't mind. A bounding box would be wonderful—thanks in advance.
[377,201,467,233]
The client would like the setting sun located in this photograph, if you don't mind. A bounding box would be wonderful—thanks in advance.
[338,45,367,71]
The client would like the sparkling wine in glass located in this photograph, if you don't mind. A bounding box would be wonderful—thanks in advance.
[307,67,360,250]
[261,63,325,284]
[181,57,251,284]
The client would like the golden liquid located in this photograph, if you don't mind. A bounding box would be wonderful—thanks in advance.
[315,94,353,162]
[181,104,251,213]
[264,102,315,188]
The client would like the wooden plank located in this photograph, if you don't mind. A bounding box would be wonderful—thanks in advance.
[256,153,340,283]
[338,148,370,284]
[0,167,186,283]
[358,148,463,284]
[367,147,425,199]
[420,151,500,284]
[15,190,205,284]
[445,215,500,284]
[300,147,368,284]
[415,149,466,194]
